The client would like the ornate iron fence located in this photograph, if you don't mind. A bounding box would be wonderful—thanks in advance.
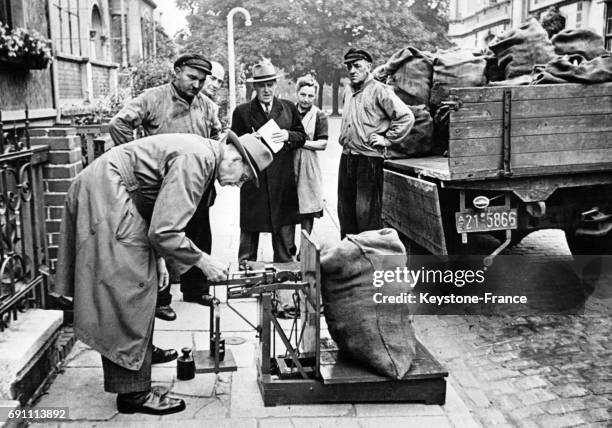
[0,109,50,332]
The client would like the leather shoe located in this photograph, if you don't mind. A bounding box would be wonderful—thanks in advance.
[183,293,217,306]
[155,305,177,321]
[152,346,178,364]
[117,386,185,415]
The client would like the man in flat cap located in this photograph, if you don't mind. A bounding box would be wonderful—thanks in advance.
[109,53,224,362]
[338,48,414,238]
[56,131,273,416]
[110,53,222,144]
[231,60,306,315]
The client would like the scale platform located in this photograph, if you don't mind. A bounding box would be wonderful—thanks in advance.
[259,339,448,406]
[194,350,238,374]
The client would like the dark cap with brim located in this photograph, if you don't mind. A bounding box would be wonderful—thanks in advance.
[343,48,373,64]
[174,53,212,74]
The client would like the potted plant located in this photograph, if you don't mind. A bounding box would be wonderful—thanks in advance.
[0,22,52,70]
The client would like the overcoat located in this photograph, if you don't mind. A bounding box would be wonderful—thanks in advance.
[231,97,306,232]
[55,134,219,370]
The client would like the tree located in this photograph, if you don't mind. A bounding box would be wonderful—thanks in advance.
[155,22,177,60]
[176,0,450,114]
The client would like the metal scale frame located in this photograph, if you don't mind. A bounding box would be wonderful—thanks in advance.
[197,232,448,406]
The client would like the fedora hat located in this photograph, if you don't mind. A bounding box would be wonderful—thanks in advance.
[226,130,274,187]
[246,60,279,83]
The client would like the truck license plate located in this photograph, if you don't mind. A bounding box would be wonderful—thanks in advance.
[455,208,517,233]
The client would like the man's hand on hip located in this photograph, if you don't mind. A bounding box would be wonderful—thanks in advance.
[369,134,390,149]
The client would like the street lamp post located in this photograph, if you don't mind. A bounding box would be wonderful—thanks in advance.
[227,7,251,122]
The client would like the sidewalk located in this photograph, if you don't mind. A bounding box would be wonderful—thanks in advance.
[31,118,480,427]
[32,288,477,427]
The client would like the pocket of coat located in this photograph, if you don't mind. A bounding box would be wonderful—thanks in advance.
[115,202,149,247]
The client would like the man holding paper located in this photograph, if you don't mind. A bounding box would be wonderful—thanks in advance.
[231,60,306,265]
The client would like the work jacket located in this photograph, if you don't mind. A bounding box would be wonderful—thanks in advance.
[55,134,219,370]
[231,97,306,232]
[339,77,414,158]
[109,83,222,144]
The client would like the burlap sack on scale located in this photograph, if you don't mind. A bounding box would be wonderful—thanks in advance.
[320,228,416,379]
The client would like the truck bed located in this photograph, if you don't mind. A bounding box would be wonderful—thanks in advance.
[384,157,451,181]
[406,82,612,181]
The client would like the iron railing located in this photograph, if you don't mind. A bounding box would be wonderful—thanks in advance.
[0,109,50,332]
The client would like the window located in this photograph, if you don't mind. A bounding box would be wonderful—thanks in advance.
[140,14,154,60]
[90,5,104,61]
[0,0,12,27]
[606,1,612,51]
[53,0,82,56]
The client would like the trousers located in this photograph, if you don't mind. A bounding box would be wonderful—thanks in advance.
[102,337,152,394]
[238,225,296,263]
[157,187,214,306]
[337,153,384,238]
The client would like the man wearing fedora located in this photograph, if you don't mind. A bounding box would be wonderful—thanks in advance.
[231,60,306,290]
[55,131,273,415]
[338,48,414,238]
[110,53,224,343]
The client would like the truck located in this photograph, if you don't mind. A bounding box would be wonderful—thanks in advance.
[382,82,612,265]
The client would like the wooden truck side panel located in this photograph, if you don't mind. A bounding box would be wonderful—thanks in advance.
[446,82,612,181]
[382,170,448,255]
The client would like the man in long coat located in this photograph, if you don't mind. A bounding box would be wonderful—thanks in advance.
[55,131,273,415]
[109,53,223,326]
[231,60,306,263]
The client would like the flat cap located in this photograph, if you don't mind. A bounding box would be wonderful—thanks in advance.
[343,48,373,64]
[174,53,212,74]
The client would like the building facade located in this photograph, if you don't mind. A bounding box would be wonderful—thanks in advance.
[49,0,159,108]
[0,0,158,124]
[449,0,611,51]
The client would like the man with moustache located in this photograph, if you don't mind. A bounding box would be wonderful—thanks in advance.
[338,48,414,238]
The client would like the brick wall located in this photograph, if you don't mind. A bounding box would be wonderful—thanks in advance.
[57,60,83,100]
[30,128,83,271]
[92,65,111,98]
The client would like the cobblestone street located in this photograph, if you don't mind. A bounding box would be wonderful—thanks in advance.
[32,117,612,427]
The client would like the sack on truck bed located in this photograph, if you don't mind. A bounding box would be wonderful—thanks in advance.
[489,17,556,79]
[551,29,609,61]
[387,105,435,158]
[320,229,416,379]
[428,49,487,155]
[384,47,433,106]
[429,48,487,111]
[533,54,612,84]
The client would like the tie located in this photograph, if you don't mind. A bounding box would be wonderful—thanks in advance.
[264,103,271,115]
